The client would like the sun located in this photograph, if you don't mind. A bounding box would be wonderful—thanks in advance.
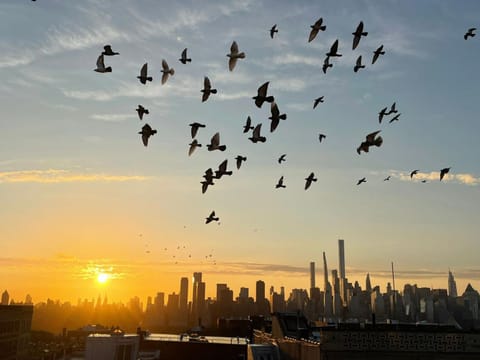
[97,273,110,284]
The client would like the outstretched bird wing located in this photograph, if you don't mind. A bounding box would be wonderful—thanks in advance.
[366,130,381,143]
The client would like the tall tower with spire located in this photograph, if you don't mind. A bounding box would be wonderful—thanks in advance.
[448,269,458,297]
[366,273,372,292]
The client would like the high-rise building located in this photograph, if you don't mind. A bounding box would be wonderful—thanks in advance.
[0,304,33,360]
[179,277,188,313]
[216,284,228,302]
[448,269,458,298]
[1,290,9,305]
[365,273,372,293]
[310,262,316,290]
[191,272,203,325]
[239,287,249,299]
[256,280,265,303]
[323,252,329,292]
[338,239,345,281]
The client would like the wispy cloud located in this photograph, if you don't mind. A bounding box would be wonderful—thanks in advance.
[272,53,320,67]
[390,170,480,185]
[90,113,136,122]
[0,169,150,184]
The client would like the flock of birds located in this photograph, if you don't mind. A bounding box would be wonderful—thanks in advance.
[89,16,477,225]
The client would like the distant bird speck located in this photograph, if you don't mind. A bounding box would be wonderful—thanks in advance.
[179,48,191,64]
[389,113,401,123]
[357,177,367,185]
[352,21,368,50]
[94,54,111,73]
[235,155,247,170]
[464,28,476,40]
[207,132,226,151]
[378,107,388,123]
[269,102,287,132]
[372,45,385,64]
[308,18,326,43]
[243,116,254,133]
[357,130,383,154]
[387,102,398,115]
[227,41,245,71]
[326,39,342,57]
[201,76,217,102]
[102,45,119,56]
[161,59,174,85]
[278,154,286,164]
[189,122,206,139]
[188,139,202,156]
[270,24,278,39]
[253,81,274,108]
[139,124,157,147]
[410,170,419,178]
[322,56,332,74]
[440,167,451,181]
[137,63,152,84]
[206,211,219,224]
[305,172,317,190]
[249,123,266,143]
[276,176,286,189]
[136,105,149,120]
[313,96,324,109]
[384,176,391,181]
[318,134,326,142]
[214,159,232,179]
[354,55,365,72]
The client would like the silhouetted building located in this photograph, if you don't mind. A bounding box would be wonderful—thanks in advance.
[179,277,188,313]
[0,304,33,360]
[1,291,9,306]
[85,331,139,360]
[448,270,458,298]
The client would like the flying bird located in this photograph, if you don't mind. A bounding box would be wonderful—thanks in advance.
[305,172,317,190]
[322,56,332,74]
[207,132,226,151]
[249,123,266,143]
[188,139,202,156]
[227,41,245,71]
[94,54,111,73]
[269,102,287,132]
[243,116,254,133]
[464,28,476,40]
[357,130,383,154]
[235,156,247,170]
[179,48,191,64]
[308,18,326,42]
[440,167,451,181]
[276,176,286,189]
[138,124,157,147]
[318,134,326,142]
[372,45,385,64]
[313,96,324,109]
[387,102,398,115]
[270,24,278,39]
[102,45,119,56]
[421,180,427,183]
[357,177,367,185]
[214,159,233,179]
[136,105,149,120]
[354,55,365,72]
[378,107,388,123]
[410,170,419,178]
[201,76,217,102]
[278,154,286,164]
[389,113,401,123]
[384,176,391,181]
[137,63,152,84]
[189,122,206,139]
[352,21,368,50]
[253,81,274,108]
[326,39,342,57]
[161,59,174,85]
[205,211,219,224]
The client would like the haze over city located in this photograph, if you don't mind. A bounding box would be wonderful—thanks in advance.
[1,0,480,305]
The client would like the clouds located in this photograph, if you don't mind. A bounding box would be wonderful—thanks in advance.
[0,169,150,183]
[389,170,480,186]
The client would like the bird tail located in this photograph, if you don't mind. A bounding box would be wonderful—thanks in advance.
[238,52,246,59]
[260,137,266,143]
[279,114,287,120]
[219,145,226,151]
[320,25,326,31]
[145,110,149,114]
[265,96,275,103]
[374,136,383,147]
[152,130,157,135]
[312,178,317,182]
[211,89,217,94]
[169,69,175,75]
[105,67,112,72]
[362,32,368,36]
[186,58,192,62]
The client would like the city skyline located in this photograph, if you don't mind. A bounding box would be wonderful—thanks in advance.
[1,1,480,305]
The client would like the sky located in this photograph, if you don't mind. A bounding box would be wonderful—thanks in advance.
[1,0,480,305]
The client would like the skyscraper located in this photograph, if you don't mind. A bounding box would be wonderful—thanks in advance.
[191,272,202,324]
[366,273,372,292]
[256,280,265,303]
[323,252,329,292]
[338,239,345,281]
[179,277,188,313]
[448,269,458,297]
[310,261,316,290]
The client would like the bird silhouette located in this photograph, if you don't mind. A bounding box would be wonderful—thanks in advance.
[136,105,149,120]
[179,48,191,64]
[313,96,324,109]
[207,132,226,151]
[305,172,317,190]
[378,107,388,123]
[243,116,254,133]
[201,76,217,102]
[318,134,326,142]
[308,18,326,42]
[235,156,247,170]
[464,28,476,40]
[94,54,111,73]
[205,211,219,224]
[137,63,152,84]
[326,39,342,57]
[214,159,233,179]
[201,169,215,193]
[138,124,157,147]
[276,176,286,189]
[188,139,202,156]
[372,45,385,64]
[387,102,398,115]
[270,24,278,39]
[389,113,401,123]
[322,56,333,74]
[189,122,206,138]
[384,176,391,181]
[227,41,245,71]
[357,130,383,154]
[357,177,367,185]
[161,59,174,85]
[440,167,451,181]
[410,170,419,178]
[278,154,286,164]
[352,21,368,50]
[253,81,275,108]
[269,102,287,132]
[354,55,365,72]
[249,123,267,143]
[421,180,427,183]
[102,45,119,56]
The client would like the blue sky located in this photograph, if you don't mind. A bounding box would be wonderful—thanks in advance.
[0,0,479,302]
